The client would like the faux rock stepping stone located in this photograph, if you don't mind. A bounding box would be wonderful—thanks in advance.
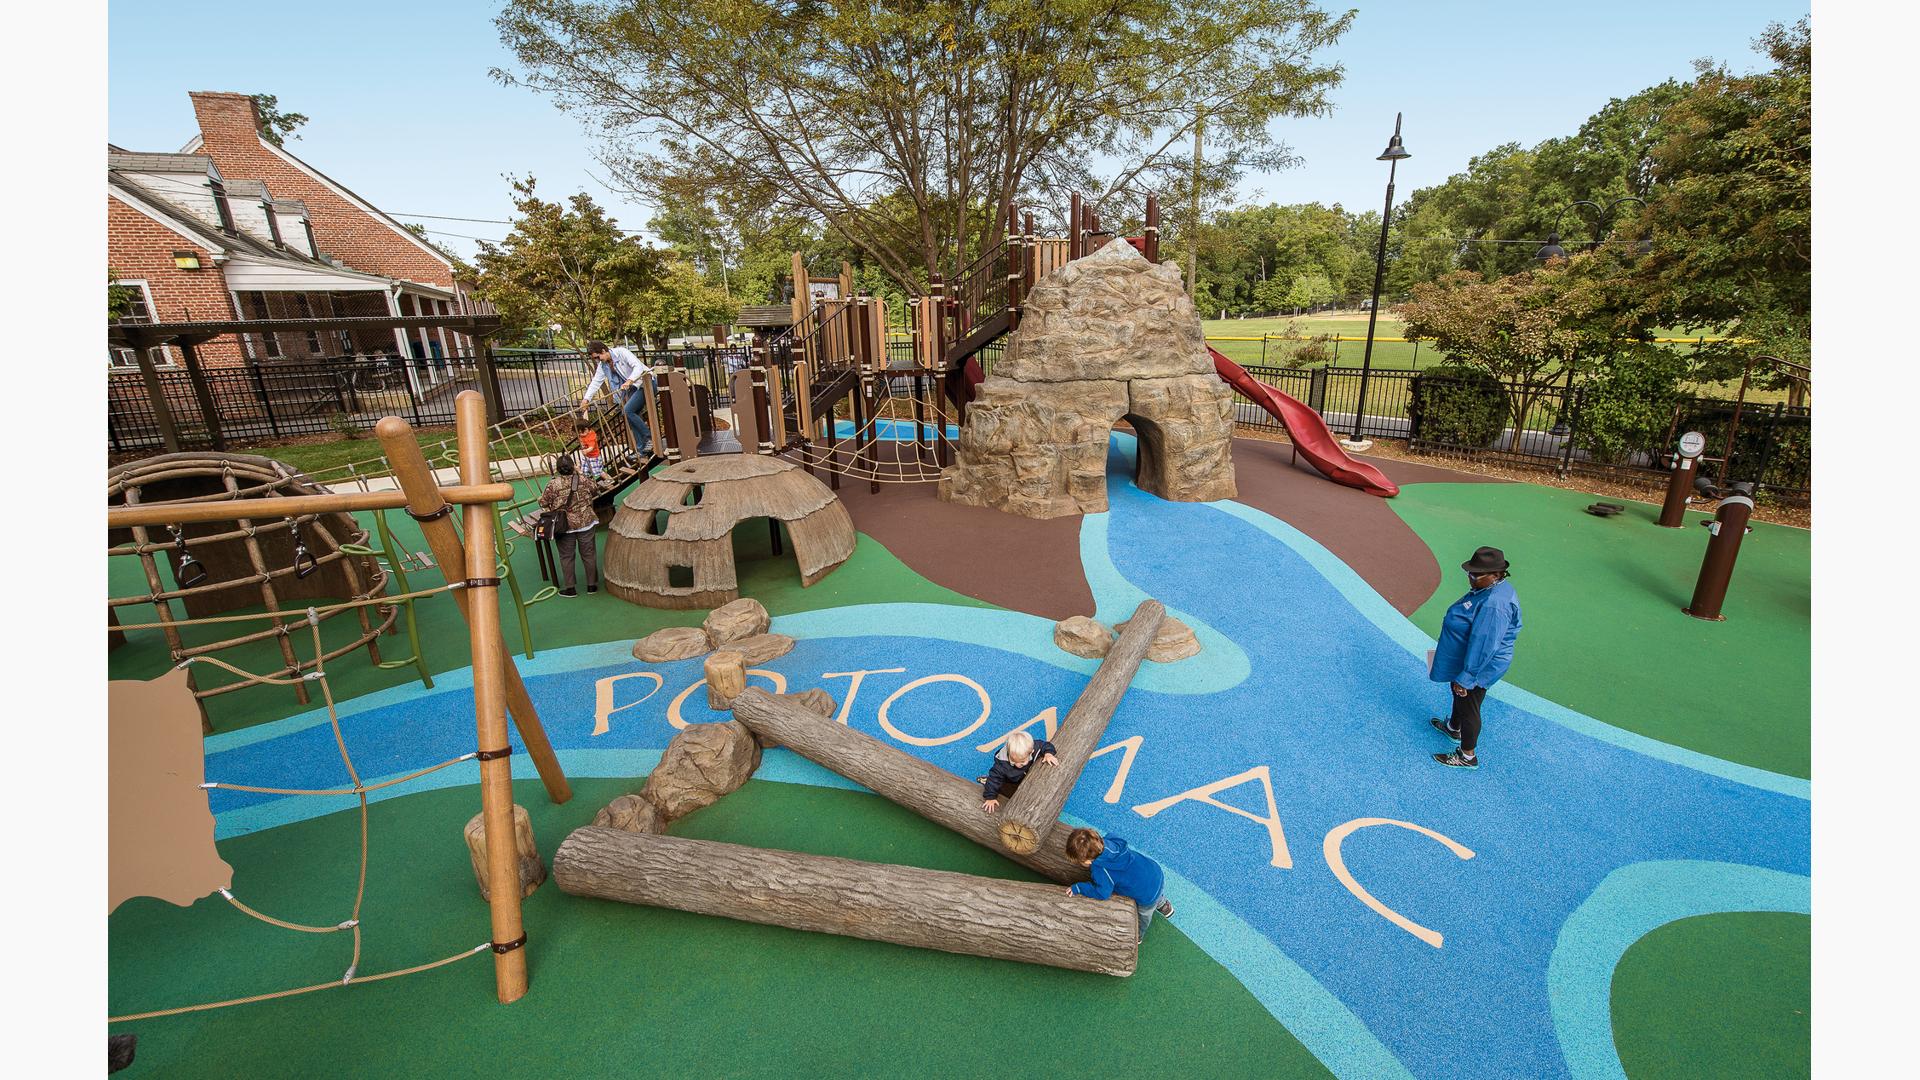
[639,720,762,822]
[1118,614,1201,663]
[632,625,712,663]
[591,793,666,835]
[704,598,771,645]
[1053,616,1115,659]
[728,633,796,665]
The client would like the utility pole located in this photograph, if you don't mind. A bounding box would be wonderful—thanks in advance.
[1186,108,1204,298]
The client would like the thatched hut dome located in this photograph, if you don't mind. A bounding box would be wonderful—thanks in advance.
[604,455,854,610]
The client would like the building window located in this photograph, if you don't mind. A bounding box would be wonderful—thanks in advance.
[108,279,176,370]
[209,179,237,235]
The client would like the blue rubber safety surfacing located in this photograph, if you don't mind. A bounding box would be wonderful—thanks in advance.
[194,434,1809,1080]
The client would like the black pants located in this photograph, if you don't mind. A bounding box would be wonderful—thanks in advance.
[1450,685,1488,753]
[556,527,598,590]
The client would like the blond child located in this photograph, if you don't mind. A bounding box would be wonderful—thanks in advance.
[978,729,1060,814]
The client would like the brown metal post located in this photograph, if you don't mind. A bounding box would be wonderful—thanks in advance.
[1683,494,1754,621]
[373,410,572,806]
[1658,448,1702,528]
[176,338,226,451]
[1144,194,1160,262]
[1006,205,1023,333]
[454,392,531,1003]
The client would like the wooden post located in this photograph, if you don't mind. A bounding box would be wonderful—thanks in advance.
[790,251,808,326]
[1069,192,1083,261]
[666,369,700,459]
[1144,194,1160,262]
[476,336,507,425]
[553,828,1138,976]
[766,361,789,450]
[704,650,747,709]
[730,367,761,453]
[373,411,572,806]
[729,689,1088,884]
[455,391,530,1004]
[176,338,226,451]
[998,600,1164,855]
[131,339,182,453]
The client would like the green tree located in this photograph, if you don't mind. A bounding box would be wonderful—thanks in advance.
[632,257,739,345]
[493,0,1352,287]
[1633,18,1810,381]
[460,176,672,343]
[250,94,309,148]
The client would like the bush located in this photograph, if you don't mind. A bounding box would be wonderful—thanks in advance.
[1574,347,1690,465]
[1679,403,1811,493]
[326,411,365,439]
[1410,365,1508,448]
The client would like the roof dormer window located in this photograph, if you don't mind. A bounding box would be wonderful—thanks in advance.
[209,178,237,235]
[263,201,285,248]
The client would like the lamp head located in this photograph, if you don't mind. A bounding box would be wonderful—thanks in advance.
[1536,234,1566,263]
[1377,112,1411,161]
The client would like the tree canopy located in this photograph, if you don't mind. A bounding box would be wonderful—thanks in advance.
[493,0,1352,288]
[249,94,309,148]
[458,176,736,344]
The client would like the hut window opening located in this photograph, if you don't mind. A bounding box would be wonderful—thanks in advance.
[667,564,695,589]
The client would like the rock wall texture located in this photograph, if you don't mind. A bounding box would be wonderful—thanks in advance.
[939,239,1236,518]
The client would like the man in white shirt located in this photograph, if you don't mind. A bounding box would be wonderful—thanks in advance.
[579,340,653,457]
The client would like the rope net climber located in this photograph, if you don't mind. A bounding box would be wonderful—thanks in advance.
[780,374,957,484]
[109,608,493,1024]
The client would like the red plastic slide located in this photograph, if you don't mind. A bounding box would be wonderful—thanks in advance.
[1209,347,1400,497]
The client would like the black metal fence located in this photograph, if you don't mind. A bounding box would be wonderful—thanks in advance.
[106,345,760,455]
[1227,365,1810,500]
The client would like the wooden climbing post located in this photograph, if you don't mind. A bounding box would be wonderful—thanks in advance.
[1069,193,1083,260]
[1144,194,1160,262]
[455,391,530,1003]
[176,338,226,451]
[373,409,572,807]
[998,600,1164,855]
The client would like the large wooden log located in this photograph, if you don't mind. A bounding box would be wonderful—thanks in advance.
[998,599,1164,854]
[553,827,1138,976]
[730,688,1088,884]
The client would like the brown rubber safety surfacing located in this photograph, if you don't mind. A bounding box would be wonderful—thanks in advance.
[823,436,1503,621]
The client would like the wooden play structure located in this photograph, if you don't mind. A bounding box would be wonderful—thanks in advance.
[109,453,396,727]
[554,600,1166,975]
[601,454,856,610]
[107,392,572,1016]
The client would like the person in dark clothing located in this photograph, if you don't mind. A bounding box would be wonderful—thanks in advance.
[1428,546,1524,768]
[537,455,601,597]
[1065,827,1175,936]
[978,729,1059,813]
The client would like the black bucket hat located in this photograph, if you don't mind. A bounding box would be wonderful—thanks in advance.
[1462,546,1510,574]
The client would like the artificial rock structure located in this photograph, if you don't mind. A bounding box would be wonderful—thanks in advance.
[939,239,1237,519]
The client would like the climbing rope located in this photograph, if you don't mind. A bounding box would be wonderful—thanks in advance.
[109,611,483,1024]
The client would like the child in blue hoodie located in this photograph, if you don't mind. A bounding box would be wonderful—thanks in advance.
[1065,827,1174,936]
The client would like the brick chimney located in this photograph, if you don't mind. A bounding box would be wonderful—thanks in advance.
[188,91,264,156]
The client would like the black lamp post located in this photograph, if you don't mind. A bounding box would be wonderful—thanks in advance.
[1351,113,1410,442]
[1536,197,1648,436]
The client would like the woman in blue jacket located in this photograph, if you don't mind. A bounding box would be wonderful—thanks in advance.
[1428,546,1523,769]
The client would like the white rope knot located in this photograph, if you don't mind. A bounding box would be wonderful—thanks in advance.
[337,919,359,930]
[200,782,219,790]
[218,887,234,900]
[341,965,357,985]
[303,671,325,682]
[306,607,320,626]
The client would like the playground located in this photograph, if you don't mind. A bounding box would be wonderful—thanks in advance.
[104,219,1811,1080]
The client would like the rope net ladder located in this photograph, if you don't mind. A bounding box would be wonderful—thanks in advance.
[109,397,564,1020]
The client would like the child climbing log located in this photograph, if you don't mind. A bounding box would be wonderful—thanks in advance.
[728,688,1087,883]
[552,827,1140,976]
[998,600,1165,855]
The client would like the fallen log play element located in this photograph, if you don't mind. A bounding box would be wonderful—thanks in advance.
[999,599,1164,854]
[729,688,1087,883]
[553,827,1139,976]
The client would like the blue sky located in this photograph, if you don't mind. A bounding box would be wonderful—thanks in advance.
[108,1,1807,259]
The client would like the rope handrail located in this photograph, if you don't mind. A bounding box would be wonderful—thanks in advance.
[108,945,489,1023]
[107,582,459,631]
[204,753,478,797]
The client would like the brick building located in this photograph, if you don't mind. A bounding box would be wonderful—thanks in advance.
[108,90,477,372]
